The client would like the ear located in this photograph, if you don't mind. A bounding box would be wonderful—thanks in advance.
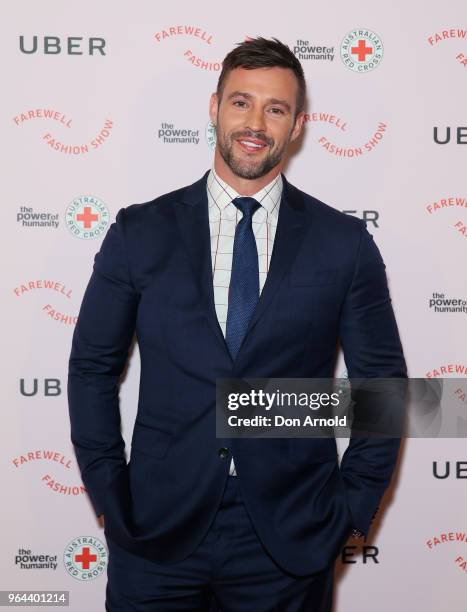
[209,92,219,127]
[290,111,305,143]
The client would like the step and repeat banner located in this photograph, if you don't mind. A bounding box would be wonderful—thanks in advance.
[2,0,466,610]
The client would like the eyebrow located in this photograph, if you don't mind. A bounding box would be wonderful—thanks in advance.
[227,91,291,113]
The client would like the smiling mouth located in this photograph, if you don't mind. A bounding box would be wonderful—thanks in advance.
[236,138,268,153]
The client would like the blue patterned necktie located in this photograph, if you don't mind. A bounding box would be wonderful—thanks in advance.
[225,196,262,360]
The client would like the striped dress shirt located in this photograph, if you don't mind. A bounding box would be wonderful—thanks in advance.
[207,167,283,475]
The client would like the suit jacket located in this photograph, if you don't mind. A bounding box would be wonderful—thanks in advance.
[67,171,407,576]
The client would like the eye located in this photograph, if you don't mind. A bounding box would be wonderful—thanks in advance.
[269,107,284,115]
[233,100,247,108]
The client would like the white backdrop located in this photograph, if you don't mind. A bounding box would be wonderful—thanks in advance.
[2,0,466,610]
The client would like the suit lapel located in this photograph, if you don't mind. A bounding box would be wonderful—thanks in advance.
[174,172,232,361]
[241,176,308,347]
[174,172,308,365]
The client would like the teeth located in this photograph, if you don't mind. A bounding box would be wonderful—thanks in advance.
[240,140,263,148]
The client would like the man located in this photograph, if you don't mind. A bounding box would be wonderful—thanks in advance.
[68,37,406,611]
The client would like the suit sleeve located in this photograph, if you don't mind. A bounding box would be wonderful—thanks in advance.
[339,221,407,536]
[67,207,139,517]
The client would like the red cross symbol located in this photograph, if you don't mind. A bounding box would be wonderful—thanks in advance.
[74,546,97,569]
[351,39,373,62]
[76,206,99,228]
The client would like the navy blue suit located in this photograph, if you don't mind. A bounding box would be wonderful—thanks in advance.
[68,171,406,581]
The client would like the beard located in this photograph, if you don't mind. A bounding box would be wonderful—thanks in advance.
[216,126,288,180]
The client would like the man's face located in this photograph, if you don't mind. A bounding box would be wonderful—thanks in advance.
[209,66,304,180]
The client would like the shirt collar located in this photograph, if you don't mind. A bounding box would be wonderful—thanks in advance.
[207,166,283,216]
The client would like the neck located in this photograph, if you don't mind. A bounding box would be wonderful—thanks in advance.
[213,149,282,195]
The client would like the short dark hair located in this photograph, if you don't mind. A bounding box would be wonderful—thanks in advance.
[216,37,306,116]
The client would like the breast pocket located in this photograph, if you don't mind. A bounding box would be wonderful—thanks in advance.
[289,268,337,287]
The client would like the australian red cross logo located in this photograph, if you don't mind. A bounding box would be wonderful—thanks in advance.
[13,109,113,154]
[205,120,217,150]
[63,536,107,581]
[65,195,109,239]
[154,25,222,71]
[340,28,383,72]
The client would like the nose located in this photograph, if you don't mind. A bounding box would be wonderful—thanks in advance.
[245,105,266,134]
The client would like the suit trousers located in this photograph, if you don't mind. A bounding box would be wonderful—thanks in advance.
[105,475,335,611]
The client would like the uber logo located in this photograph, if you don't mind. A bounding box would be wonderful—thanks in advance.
[433,126,467,144]
[20,378,61,397]
[19,36,106,55]
[433,461,467,479]
[342,210,380,228]
[341,545,379,564]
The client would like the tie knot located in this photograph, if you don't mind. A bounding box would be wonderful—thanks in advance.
[232,197,261,219]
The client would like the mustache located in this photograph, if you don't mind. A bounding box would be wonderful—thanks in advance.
[231,130,273,147]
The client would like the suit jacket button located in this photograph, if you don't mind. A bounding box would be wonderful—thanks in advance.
[218,447,229,459]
